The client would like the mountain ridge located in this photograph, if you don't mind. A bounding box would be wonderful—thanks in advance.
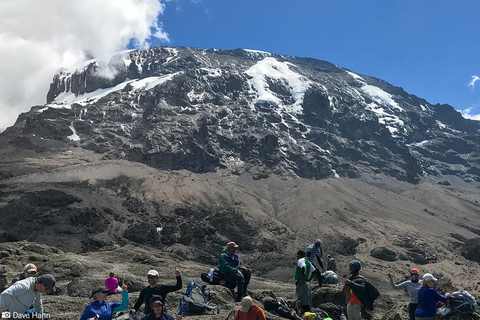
[4,46,480,186]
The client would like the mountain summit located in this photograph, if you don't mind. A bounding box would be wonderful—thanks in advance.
[1,47,480,319]
[4,46,480,185]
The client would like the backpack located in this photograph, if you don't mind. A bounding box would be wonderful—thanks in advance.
[178,281,216,315]
[322,271,341,284]
[264,297,293,319]
[200,268,236,289]
[303,312,318,320]
[449,290,478,314]
[303,311,331,320]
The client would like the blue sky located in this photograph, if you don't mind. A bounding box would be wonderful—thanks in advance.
[153,0,480,119]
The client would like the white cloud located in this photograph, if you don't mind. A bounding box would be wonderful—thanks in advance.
[0,0,168,131]
[460,107,480,121]
[467,75,480,89]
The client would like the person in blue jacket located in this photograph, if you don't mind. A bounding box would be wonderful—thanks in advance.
[80,281,128,320]
[414,273,450,320]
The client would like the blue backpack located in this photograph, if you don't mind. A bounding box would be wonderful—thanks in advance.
[178,281,216,315]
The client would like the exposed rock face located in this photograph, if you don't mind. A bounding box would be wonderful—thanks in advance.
[3,47,480,185]
[370,247,397,261]
[462,238,480,263]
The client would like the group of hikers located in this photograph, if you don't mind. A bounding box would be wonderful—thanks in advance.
[0,239,462,320]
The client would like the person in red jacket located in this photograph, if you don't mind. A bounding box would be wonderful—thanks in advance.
[234,296,266,320]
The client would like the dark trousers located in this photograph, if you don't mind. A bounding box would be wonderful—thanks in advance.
[314,269,324,286]
[409,303,418,320]
[225,267,251,301]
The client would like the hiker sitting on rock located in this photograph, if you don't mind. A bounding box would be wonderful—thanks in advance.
[295,250,316,314]
[141,295,182,320]
[218,241,251,302]
[305,239,326,287]
[387,268,421,320]
[263,297,302,320]
[104,271,123,295]
[235,296,266,320]
[80,281,128,320]
[133,267,182,315]
[11,263,37,285]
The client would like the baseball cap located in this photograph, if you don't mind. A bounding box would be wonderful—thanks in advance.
[149,294,164,304]
[38,274,56,292]
[147,270,159,277]
[90,287,110,298]
[24,263,37,273]
[240,296,253,312]
[226,242,239,248]
[422,273,437,282]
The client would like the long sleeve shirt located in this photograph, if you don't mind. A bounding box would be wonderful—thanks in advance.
[415,286,448,318]
[389,279,421,303]
[0,277,42,314]
[134,276,182,314]
[80,290,128,320]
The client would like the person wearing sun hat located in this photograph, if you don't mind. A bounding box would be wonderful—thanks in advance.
[218,241,251,302]
[414,273,450,320]
[387,268,421,320]
[234,296,266,320]
[11,263,38,285]
[80,281,128,320]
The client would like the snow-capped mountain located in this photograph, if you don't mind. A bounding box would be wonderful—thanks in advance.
[4,46,480,184]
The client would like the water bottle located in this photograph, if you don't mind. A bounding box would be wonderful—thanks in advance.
[340,313,347,320]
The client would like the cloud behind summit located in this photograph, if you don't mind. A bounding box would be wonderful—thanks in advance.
[0,0,167,131]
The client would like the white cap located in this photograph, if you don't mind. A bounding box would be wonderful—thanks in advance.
[147,270,159,277]
[422,273,437,282]
[24,263,37,273]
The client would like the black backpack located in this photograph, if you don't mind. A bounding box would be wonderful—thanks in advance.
[200,269,236,290]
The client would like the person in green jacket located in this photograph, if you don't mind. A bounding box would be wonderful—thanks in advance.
[218,241,251,301]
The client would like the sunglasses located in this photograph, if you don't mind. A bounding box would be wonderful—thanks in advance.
[152,302,164,308]
[147,276,157,279]
[411,273,418,276]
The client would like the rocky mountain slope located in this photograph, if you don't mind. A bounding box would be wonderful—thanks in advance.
[4,47,480,184]
[0,47,479,319]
